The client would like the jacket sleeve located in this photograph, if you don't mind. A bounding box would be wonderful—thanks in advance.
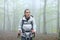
[18,18,22,32]
[32,18,36,32]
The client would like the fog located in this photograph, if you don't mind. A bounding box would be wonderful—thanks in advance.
[0,0,60,40]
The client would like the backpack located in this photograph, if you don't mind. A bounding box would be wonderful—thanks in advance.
[21,15,33,33]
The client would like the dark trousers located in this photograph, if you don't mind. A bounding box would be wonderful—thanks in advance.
[21,36,32,40]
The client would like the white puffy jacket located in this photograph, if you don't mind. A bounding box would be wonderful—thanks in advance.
[18,16,36,36]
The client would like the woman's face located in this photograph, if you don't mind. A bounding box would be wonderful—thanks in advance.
[25,10,30,18]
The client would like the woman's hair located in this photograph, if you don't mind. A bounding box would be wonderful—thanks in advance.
[24,9,30,13]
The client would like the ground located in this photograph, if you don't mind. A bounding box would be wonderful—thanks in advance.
[0,31,58,40]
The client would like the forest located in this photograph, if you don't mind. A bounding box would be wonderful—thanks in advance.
[0,0,60,40]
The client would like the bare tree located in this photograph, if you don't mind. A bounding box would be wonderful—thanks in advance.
[57,0,60,40]
[3,0,6,31]
[12,0,16,31]
[43,0,47,34]
[6,0,11,31]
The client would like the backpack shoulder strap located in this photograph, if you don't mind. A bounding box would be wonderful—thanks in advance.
[31,21,33,30]
[30,15,33,17]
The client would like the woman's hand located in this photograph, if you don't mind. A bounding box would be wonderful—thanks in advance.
[31,30,35,37]
[31,30,35,33]
[17,30,21,38]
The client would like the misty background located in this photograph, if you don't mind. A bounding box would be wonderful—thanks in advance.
[0,0,60,40]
